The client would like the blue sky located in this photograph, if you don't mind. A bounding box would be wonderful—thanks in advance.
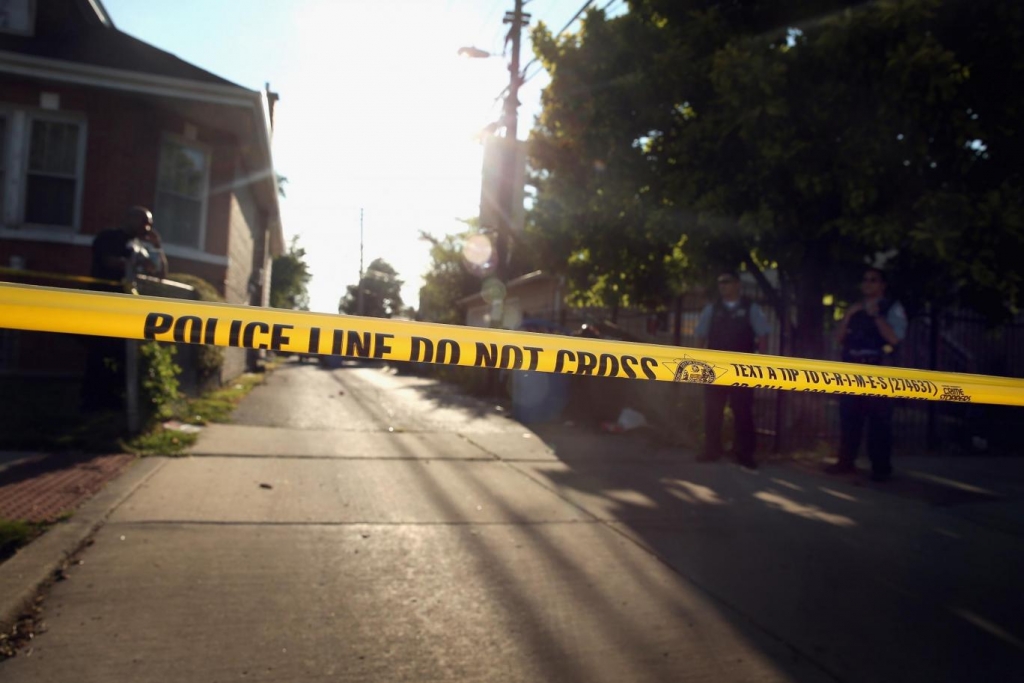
[102,0,612,313]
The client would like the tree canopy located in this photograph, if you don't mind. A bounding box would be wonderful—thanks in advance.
[529,0,1024,353]
[339,258,404,318]
[269,236,311,310]
[418,230,484,325]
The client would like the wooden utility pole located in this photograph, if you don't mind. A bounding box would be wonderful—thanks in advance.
[358,208,365,316]
[495,0,529,284]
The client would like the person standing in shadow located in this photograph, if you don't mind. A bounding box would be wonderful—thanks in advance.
[695,270,770,469]
[826,267,907,481]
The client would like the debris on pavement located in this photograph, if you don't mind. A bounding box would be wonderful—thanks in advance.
[161,421,203,434]
[600,421,624,434]
[601,408,649,433]
[259,483,273,490]
[617,408,648,431]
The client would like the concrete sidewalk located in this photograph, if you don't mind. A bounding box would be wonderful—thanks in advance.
[0,456,164,643]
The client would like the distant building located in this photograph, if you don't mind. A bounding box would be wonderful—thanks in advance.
[458,271,564,330]
[0,0,283,381]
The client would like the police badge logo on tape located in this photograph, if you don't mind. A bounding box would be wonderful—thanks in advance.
[670,357,718,384]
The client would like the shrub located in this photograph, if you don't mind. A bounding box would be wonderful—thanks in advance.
[139,341,181,420]
[167,272,225,386]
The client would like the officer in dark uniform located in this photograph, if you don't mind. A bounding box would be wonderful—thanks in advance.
[826,267,907,481]
[695,271,770,469]
[81,207,166,411]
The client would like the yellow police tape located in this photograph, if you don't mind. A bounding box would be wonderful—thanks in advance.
[2,281,1023,407]
[0,266,120,288]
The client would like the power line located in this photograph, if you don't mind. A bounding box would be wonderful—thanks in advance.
[519,0,596,75]
[493,0,623,100]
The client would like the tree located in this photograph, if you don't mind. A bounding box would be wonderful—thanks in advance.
[269,236,311,310]
[530,0,1024,357]
[339,258,404,318]
[418,220,540,326]
[418,230,483,325]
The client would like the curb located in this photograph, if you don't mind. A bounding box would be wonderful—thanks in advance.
[0,456,168,634]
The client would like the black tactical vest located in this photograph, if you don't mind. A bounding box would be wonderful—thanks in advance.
[708,297,756,353]
[842,299,893,363]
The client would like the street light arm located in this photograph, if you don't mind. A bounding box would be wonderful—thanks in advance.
[457,46,492,59]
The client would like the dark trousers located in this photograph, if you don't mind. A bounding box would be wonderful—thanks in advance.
[81,336,126,412]
[838,394,893,475]
[704,385,756,460]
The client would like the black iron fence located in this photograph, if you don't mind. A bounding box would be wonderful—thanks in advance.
[525,292,1024,457]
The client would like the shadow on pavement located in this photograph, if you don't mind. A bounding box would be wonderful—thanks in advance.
[520,422,1024,683]
[384,428,830,682]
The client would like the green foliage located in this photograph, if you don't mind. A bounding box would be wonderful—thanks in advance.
[270,236,311,310]
[167,272,223,304]
[339,258,404,317]
[167,272,225,385]
[125,372,265,456]
[530,0,1024,354]
[138,341,181,420]
[418,230,484,325]
[186,373,265,425]
[0,519,42,562]
[418,219,541,325]
[126,428,198,457]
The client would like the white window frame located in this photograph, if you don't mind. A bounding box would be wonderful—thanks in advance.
[0,105,88,233]
[154,133,211,251]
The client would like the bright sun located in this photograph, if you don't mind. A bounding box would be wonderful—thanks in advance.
[271,0,510,312]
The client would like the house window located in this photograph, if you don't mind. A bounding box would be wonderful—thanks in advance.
[155,138,209,248]
[0,0,35,36]
[25,119,81,226]
[0,108,86,230]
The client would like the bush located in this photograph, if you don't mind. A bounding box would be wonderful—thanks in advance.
[139,341,181,420]
[167,272,225,386]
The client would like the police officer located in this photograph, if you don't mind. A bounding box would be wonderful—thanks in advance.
[695,271,770,469]
[826,267,907,481]
[81,206,166,412]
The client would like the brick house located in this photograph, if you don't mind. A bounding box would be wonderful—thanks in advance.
[0,0,284,382]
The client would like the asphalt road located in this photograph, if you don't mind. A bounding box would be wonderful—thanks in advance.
[3,360,1023,682]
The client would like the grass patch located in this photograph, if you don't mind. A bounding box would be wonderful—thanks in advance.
[0,520,45,563]
[183,373,265,425]
[124,372,266,456]
[124,428,199,457]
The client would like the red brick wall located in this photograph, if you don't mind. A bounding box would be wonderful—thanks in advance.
[0,75,240,286]
[0,76,269,377]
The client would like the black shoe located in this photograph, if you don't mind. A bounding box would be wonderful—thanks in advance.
[870,471,891,482]
[824,462,856,475]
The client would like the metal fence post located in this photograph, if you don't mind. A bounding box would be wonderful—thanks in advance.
[926,302,940,451]
[126,339,140,433]
[124,257,141,433]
